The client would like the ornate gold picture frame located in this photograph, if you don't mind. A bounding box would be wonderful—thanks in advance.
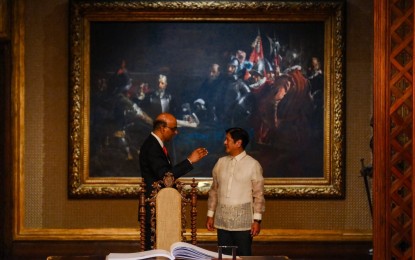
[69,0,345,199]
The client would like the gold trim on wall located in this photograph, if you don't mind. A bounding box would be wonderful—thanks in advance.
[69,0,346,199]
[11,0,25,241]
[14,228,372,242]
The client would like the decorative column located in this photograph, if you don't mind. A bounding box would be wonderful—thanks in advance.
[373,0,414,259]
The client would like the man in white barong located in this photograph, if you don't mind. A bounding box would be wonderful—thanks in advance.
[206,127,265,256]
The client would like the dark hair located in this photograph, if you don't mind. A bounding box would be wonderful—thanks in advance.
[153,119,167,131]
[226,127,249,149]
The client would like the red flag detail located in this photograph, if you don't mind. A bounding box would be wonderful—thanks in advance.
[249,35,264,64]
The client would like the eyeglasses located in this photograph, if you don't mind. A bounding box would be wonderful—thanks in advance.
[165,126,178,131]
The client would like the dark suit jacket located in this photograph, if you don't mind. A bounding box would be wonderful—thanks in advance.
[139,134,193,196]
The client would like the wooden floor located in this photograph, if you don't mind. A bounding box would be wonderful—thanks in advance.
[6,240,373,260]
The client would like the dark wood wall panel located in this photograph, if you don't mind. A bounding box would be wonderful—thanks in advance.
[0,1,12,259]
[373,0,414,259]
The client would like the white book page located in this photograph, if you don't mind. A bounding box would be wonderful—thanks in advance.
[170,242,234,260]
[106,249,172,260]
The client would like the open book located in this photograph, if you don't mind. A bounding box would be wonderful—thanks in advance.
[106,241,235,260]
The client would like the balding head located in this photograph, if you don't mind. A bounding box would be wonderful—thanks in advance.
[153,113,178,142]
[153,113,175,129]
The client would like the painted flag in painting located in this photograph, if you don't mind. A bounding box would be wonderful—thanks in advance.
[249,35,264,64]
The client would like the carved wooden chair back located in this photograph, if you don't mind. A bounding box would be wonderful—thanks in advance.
[139,173,198,251]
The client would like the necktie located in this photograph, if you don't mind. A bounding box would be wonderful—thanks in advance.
[162,146,168,157]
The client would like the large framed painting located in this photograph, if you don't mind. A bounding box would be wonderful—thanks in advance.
[69,0,345,198]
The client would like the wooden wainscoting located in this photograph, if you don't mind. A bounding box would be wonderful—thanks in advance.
[11,240,372,260]
[9,228,372,259]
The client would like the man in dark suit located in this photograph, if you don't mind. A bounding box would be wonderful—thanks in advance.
[139,112,208,249]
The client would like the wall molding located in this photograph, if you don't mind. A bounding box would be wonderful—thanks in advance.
[14,227,372,242]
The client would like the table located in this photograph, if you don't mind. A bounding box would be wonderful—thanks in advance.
[47,256,290,260]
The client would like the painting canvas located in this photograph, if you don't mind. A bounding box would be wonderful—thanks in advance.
[89,22,324,179]
[69,1,345,198]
